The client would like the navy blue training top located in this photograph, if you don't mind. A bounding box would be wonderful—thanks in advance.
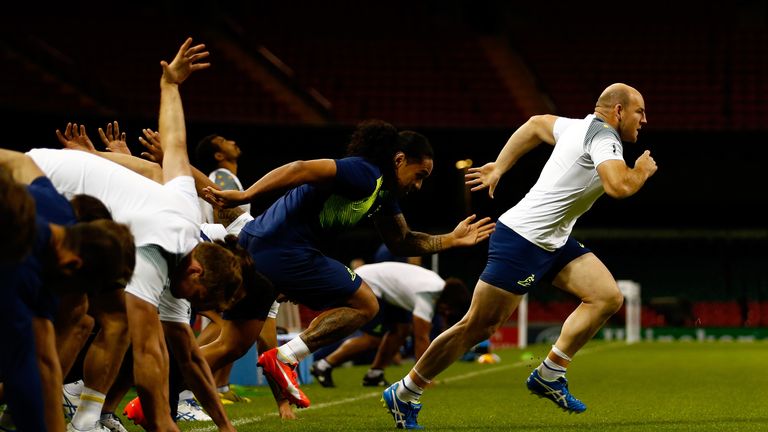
[241,157,400,245]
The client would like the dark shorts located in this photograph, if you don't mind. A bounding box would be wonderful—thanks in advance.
[360,297,413,337]
[479,222,591,295]
[225,231,363,320]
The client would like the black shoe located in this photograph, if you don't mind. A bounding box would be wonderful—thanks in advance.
[310,362,335,388]
[362,373,390,387]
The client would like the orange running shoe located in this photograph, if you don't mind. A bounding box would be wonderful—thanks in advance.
[257,348,310,408]
[122,396,147,428]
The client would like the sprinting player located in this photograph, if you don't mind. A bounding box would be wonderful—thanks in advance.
[202,121,495,409]
[382,83,657,429]
[311,262,469,388]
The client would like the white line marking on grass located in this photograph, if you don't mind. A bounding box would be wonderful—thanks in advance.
[188,343,623,431]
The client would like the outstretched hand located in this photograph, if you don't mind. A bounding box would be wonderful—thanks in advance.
[451,214,495,247]
[161,37,210,85]
[202,187,248,209]
[98,121,131,155]
[55,123,96,152]
[138,128,163,163]
[465,162,502,199]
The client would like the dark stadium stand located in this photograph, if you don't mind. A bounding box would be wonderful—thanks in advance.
[1,2,766,332]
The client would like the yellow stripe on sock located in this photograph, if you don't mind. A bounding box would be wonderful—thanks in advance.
[80,394,105,403]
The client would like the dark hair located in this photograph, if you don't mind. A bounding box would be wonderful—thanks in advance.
[398,130,434,162]
[345,119,433,181]
[70,194,112,222]
[437,277,471,323]
[0,168,36,263]
[195,134,221,175]
[65,220,136,292]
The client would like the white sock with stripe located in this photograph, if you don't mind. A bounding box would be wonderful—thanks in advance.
[71,387,105,430]
[538,357,567,381]
[395,375,423,403]
[538,345,570,381]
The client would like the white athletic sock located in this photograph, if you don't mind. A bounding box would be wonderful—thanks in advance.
[538,357,567,381]
[71,387,105,430]
[217,384,230,393]
[179,390,194,401]
[315,358,333,371]
[395,375,424,403]
[550,344,573,362]
[64,380,84,398]
[277,336,311,365]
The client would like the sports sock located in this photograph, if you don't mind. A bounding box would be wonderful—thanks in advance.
[64,380,84,398]
[538,357,567,381]
[217,384,230,393]
[551,344,573,362]
[71,387,105,430]
[315,358,333,371]
[277,336,310,365]
[395,375,423,403]
[179,390,194,401]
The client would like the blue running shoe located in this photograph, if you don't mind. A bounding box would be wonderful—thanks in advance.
[526,369,586,413]
[381,383,424,429]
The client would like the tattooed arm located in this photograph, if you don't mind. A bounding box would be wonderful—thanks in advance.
[373,213,495,256]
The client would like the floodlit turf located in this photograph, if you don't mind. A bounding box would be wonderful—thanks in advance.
[115,341,768,431]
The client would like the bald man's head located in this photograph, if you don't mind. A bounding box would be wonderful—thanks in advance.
[595,83,637,109]
[594,83,646,143]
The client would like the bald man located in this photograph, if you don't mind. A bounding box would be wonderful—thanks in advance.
[382,83,657,429]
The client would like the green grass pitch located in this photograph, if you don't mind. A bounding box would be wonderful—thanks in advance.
[116,341,767,431]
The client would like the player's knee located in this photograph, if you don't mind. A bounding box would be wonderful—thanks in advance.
[75,314,96,338]
[464,315,500,342]
[362,300,379,320]
[601,288,624,315]
[354,294,379,321]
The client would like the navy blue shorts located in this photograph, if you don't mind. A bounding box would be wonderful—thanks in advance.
[225,231,363,320]
[360,297,413,337]
[479,222,591,295]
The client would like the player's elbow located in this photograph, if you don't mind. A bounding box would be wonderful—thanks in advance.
[602,182,635,199]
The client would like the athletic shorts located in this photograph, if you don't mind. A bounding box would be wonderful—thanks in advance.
[361,297,413,337]
[224,231,362,320]
[480,222,591,295]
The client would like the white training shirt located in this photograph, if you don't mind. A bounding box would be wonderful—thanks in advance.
[27,148,202,317]
[354,262,444,322]
[27,149,201,254]
[498,115,625,251]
